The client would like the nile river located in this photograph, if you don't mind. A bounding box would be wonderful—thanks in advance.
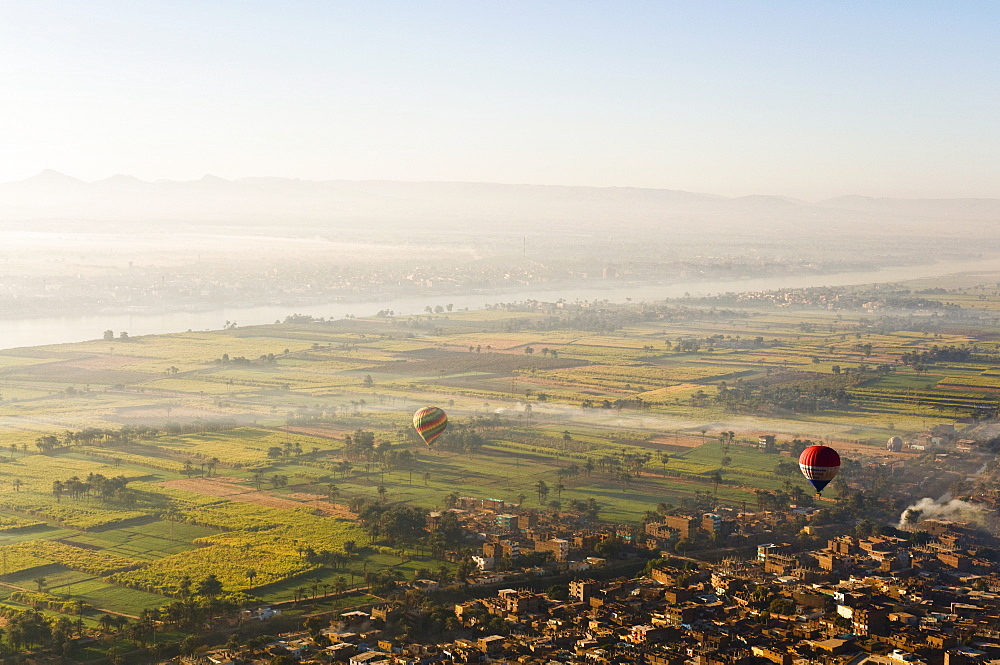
[1,257,997,351]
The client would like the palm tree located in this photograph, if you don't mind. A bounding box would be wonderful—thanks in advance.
[196,573,223,597]
[99,613,117,634]
[790,486,807,505]
[33,576,47,592]
[711,470,723,495]
[333,577,347,595]
[113,614,129,632]
[535,480,549,504]
[245,568,257,589]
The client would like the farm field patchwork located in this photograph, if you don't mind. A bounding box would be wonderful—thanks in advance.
[1,281,999,622]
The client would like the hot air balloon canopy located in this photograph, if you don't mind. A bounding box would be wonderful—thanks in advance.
[413,406,448,445]
[798,445,841,494]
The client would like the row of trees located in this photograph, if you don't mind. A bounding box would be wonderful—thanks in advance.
[900,344,972,368]
[579,397,653,411]
[267,441,306,458]
[31,422,238,453]
[715,377,854,415]
[34,425,159,450]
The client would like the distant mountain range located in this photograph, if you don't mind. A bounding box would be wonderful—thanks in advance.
[1,170,998,238]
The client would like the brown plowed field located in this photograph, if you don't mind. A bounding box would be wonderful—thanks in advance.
[158,477,356,518]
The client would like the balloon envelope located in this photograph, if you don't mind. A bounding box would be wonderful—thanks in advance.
[413,406,448,445]
[798,445,841,494]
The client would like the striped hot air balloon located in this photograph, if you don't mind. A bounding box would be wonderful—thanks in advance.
[413,406,448,446]
[798,445,841,495]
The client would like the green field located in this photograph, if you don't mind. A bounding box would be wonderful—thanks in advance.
[1,275,999,620]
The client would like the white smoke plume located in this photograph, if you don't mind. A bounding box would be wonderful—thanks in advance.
[897,494,983,530]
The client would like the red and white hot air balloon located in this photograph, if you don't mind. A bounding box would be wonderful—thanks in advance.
[798,445,841,495]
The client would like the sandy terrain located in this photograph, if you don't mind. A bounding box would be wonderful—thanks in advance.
[158,477,356,518]
[649,435,710,448]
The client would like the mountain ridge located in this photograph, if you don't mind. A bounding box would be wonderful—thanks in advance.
[8,170,1000,205]
[1,170,998,236]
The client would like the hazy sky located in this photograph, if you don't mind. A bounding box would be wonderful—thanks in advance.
[2,1,998,200]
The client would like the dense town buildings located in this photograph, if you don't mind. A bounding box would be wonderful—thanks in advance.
[184,486,1000,665]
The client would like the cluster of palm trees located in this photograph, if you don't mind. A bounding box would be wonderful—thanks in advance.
[592,449,654,480]
[707,430,737,495]
[282,539,361,577]
[428,425,486,454]
[284,399,374,425]
[97,610,159,646]
[4,609,82,653]
[51,473,133,503]
[341,429,377,459]
[357,503,427,547]
[333,460,354,478]
[534,480,550,504]
[554,461,588,482]
[753,488,806,511]
[327,432,429,484]
[250,470,288,490]
[181,456,222,477]
[6,442,28,460]
[267,441,305,458]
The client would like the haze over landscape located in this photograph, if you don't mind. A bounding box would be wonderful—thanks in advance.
[3,3,1000,665]
[4,2,999,335]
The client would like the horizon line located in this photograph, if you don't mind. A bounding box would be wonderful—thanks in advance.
[8,169,1000,206]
